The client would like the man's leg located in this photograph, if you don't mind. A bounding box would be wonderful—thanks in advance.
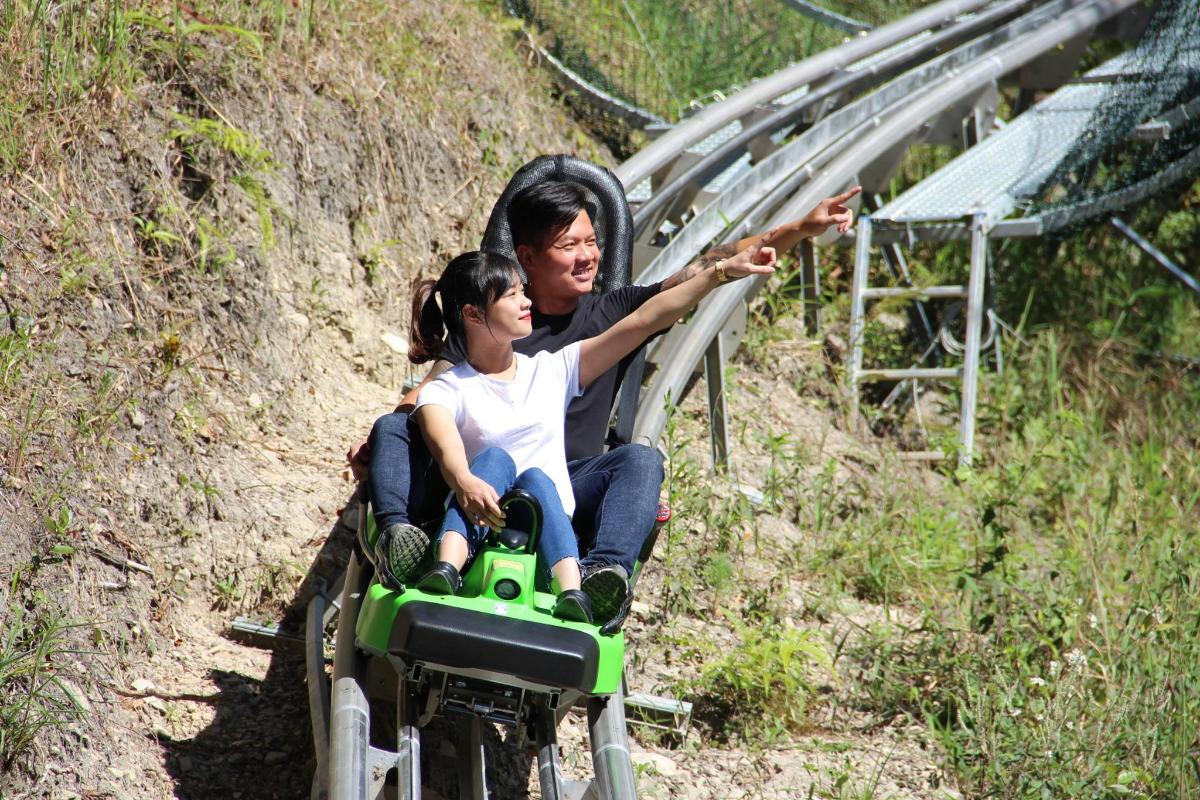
[570,443,663,632]
[366,411,448,588]
[367,411,449,531]
[570,443,664,574]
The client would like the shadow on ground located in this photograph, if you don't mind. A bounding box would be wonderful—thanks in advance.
[161,492,535,798]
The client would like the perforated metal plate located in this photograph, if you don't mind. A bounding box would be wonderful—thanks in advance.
[870,50,1165,225]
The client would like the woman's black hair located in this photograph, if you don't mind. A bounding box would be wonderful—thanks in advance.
[507,180,591,250]
[409,250,523,364]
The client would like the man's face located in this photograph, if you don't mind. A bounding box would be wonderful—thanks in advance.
[518,210,600,306]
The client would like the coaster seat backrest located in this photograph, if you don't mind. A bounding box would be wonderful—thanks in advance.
[481,155,633,294]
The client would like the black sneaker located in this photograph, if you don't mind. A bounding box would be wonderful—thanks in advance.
[552,589,593,623]
[374,522,430,590]
[580,564,632,635]
[417,561,462,595]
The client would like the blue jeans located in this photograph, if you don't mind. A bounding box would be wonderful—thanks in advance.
[569,444,664,575]
[438,448,578,575]
[368,411,449,531]
[367,411,664,572]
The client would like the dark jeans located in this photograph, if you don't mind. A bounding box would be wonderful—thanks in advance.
[367,411,449,532]
[569,444,663,575]
[367,411,663,574]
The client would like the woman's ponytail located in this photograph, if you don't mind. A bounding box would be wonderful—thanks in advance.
[408,278,445,363]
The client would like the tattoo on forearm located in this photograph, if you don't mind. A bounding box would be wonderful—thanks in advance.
[663,243,739,289]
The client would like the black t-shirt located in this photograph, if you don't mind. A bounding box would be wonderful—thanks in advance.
[442,283,662,461]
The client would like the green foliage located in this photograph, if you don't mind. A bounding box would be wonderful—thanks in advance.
[509,0,933,122]
[169,114,279,249]
[0,599,85,772]
[832,334,1200,798]
[690,617,832,741]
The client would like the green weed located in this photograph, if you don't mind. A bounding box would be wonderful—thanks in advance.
[690,616,831,742]
[834,335,1200,798]
[0,600,85,772]
[169,113,279,249]
[213,572,243,611]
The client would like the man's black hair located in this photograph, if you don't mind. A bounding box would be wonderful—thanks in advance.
[507,180,593,250]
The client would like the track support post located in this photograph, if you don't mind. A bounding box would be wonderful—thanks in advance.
[848,215,873,429]
[587,687,638,799]
[800,238,820,334]
[958,212,988,468]
[703,336,729,472]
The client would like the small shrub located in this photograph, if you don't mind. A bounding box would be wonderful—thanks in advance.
[690,617,831,741]
[0,602,85,772]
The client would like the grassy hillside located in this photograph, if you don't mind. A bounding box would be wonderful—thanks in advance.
[510,0,934,122]
[0,1,604,794]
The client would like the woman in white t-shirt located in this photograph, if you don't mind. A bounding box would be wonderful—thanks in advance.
[408,246,775,622]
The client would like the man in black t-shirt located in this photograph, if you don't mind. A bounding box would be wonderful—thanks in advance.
[354,179,858,632]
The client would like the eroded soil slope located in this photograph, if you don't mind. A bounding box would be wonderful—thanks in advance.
[1,3,603,796]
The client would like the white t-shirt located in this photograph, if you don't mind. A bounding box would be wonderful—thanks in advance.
[415,343,584,515]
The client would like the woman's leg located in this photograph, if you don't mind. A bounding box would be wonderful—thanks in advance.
[421,448,516,593]
[512,468,583,594]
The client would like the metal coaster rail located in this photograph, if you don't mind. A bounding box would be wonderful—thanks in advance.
[616,0,1141,455]
[614,0,999,191]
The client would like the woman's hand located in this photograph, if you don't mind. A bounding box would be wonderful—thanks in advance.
[453,473,506,529]
[720,244,777,280]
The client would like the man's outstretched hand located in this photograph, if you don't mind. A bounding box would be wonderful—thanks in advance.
[806,186,861,235]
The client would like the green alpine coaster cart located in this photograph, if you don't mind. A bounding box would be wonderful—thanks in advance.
[308,156,655,800]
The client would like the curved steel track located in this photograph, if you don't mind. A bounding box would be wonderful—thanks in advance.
[613,0,1141,450]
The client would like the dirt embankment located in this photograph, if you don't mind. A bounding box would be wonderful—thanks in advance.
[1,3,602,796]
[1,4,960,799]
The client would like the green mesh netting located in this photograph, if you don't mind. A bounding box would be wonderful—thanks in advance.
[506,0,928,123]
[1034,0,1200,233]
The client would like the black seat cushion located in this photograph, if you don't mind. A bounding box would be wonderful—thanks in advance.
[388,600,600,692]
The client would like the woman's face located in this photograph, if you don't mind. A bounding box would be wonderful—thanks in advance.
[468,277,532,344]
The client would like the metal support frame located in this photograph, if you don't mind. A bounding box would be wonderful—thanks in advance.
[329,555,375,800]
[307,588,331,799]
[848,215,872,427]
[958,213,989,467]
[850,212,990,464]
[587,688,638,800]
[799,239,820,334]
[458,716,489,800]
[704,337,729,470]
[1110,216,1200,295]
[395,676,422,800]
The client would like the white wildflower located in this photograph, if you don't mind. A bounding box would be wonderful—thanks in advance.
[1049,660,1062,678]
[1065,648,1087,672]
[1029,676,1047,687]
[1065,720,1075,731]
[1153,605,1166,624]
[1009,707,1023,718]
[1087,613,1098,629]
